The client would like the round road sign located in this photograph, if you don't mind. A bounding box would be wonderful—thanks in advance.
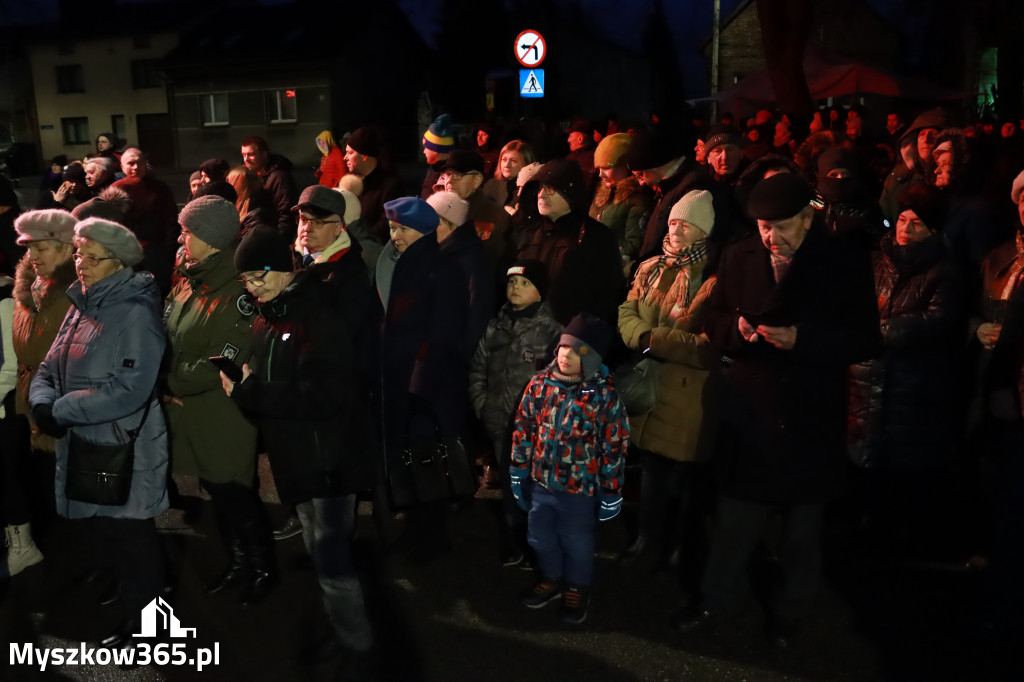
[515,29,546,67]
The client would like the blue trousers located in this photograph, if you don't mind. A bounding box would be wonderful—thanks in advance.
[527,485,598,587]
[295,494,373,652]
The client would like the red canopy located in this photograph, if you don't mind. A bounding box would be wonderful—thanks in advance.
[715,45,966,113]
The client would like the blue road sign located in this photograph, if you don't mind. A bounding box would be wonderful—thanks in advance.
[519,69,544,98]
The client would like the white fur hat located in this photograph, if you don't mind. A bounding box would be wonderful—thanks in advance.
[15,209,76,245]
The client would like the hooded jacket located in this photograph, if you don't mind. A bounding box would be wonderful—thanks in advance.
[29,268,168,520]
[511,363,628,497]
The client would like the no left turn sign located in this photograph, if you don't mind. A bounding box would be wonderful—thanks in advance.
[515,29,546,67]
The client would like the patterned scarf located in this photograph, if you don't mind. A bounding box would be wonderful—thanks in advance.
[633,236,708,304]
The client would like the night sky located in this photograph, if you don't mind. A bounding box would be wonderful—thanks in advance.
[2,0,927,99]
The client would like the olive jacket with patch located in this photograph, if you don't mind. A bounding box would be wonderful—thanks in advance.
[162,247,259,486]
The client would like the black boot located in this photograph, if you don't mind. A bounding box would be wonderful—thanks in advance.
[237,520,279,606]
[205,538,246,595]
[618,535,649,563]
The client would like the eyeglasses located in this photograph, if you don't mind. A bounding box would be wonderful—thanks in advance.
[441,171,480,183]
[238,272,269,287]
[73,253,117,267]
[298,215,341,229]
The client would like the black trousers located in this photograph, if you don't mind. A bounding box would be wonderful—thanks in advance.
[1,403,57,540]
[700,496,824,620]
[89,516,164,619]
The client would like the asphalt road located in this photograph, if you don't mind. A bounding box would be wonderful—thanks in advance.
[0,454,1014,682]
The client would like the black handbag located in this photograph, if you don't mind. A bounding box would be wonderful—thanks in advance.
[64,399,150,506]
[387,431,476,508]
[614,355,662,416]
[57,313,150,506]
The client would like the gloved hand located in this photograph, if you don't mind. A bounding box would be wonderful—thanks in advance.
[31,403,67,438]
[598,493,622,522]
[509,466,530,512]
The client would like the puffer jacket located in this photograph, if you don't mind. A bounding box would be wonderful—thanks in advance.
[163,247,258,486]
[12,255,78,451]
[618,250,722,462]
[29,268,168,520]
[848,233,962,468]
[511,364,629,497]
[468,301,562,443]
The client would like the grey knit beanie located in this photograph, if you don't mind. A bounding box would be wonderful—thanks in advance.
[178,195,240,250]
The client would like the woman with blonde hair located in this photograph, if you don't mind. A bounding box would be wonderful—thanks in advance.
[226,165,277,232]
[484,140,535,213]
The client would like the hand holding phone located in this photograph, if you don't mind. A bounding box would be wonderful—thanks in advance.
[209,355,244,383]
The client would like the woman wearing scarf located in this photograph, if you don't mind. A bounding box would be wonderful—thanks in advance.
[615,189,722,583]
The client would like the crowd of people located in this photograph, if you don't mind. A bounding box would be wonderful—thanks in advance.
[0,101,1022,677]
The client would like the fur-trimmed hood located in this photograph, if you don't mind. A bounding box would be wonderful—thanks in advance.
[13,252,77,312]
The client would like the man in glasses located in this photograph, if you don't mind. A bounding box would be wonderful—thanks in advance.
[439,149,509,266]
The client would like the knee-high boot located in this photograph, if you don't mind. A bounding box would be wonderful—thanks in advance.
[237,514,279,606]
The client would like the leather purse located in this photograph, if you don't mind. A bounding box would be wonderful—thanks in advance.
[614,356,662,416]
[64,398,150,507]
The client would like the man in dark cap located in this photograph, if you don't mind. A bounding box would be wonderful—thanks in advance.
[513,158,623,326]
[441,150,509,266]
[672,173,880,648]
[625,127,713,263]
[344,126,404,244]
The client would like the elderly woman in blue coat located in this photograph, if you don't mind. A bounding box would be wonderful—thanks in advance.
[29,217,168,651]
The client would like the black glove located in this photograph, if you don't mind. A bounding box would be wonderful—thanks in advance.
[31,404,67,438]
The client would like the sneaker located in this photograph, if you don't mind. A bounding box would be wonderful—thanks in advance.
[520,578,563,609]
[560,584,589,624]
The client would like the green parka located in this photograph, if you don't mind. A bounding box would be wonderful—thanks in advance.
[163,247,258,486]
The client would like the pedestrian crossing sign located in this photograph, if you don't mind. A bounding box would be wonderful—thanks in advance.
[519,69,544,98]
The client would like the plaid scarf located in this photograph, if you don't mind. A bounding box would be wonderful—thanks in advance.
[633,236,709,304]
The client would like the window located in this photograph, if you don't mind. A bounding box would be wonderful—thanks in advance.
[56,65,84,93]
[61,117,90,145]
[131,60,162,89]
[111,115,126,143]
[200,93,229,127]
[265,89,297,124]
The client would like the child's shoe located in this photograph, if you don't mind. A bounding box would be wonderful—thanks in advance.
[560,584,589,624]
[520,578,563,608]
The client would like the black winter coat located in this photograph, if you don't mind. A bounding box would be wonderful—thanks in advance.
[440,223,496,359]
[379,236,468,458]
[232,269,376,503]
[704,227,881,503]
[359,166,404,244]
[637,159,712,262]
[260,154,299,242]
[848,233,963,469]
[516,212,624,326]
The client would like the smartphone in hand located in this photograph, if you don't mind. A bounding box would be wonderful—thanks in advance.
[209,355,243,383]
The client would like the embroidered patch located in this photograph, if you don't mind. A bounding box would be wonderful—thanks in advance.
[122,359,135,368]
[236,294,255,316]
[522,350,535,363]
[578,345,589,355]
[220,344,239,361]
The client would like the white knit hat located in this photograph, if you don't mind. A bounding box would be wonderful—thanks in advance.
[1011,169,1024,205]
[336,175,363,225]
[426,191,469,227]
[668,190,715,236]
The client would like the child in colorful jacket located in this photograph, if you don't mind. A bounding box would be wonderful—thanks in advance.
[510,312,629,624]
